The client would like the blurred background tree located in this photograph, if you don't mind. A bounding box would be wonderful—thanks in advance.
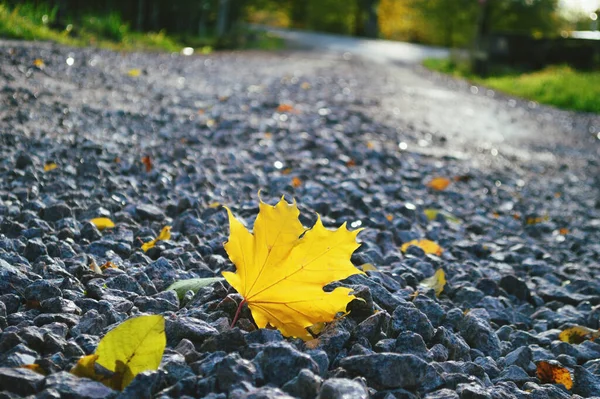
[0,0,576,47]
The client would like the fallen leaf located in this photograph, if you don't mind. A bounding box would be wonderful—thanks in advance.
[222,196,364,340]
[419,269,446,297]
[277,104,294,113]
[424,209,461,224]
[71,315,165,390]
[71,354,101,380]
[536,360,573,390]
[291,176,302,188]
[89,260,103,274]
[100,261,117,271]
[127,68,141,77]
[141,226,171,252]
[386,214,393,222]
[559,228,569,235]
[281,168,292,175]
[166,277,225,300]
[359,263,378,272]
[44,162,58,172]
[454,174,472,182]
[95,315,165,389]
[208,202,222,208]
[526,215,549,225]
[401,239,443,256]
[20,364,45,375]
[90,217,115,231]
[301,82,311,90]
[33,58,45,68]
[427,177,451,191]
[559,325,600,344]
[366,141,375,149]
[346,159,356,167]
[141,156,152,172]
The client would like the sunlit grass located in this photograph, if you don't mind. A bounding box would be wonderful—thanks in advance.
[423,58,600,114]
[0,2,182,52]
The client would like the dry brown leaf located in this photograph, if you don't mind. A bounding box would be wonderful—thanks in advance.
[291,177,302,188]
[277,104,294,113]
[559,325,600,344]
[101,261,118,271]
[141,156,152,173]
[536,360,573,390]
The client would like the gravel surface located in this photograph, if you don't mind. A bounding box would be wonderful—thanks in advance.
[1,39,600,399]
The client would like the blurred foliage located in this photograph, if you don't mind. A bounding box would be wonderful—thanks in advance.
[424,58,600,113]
[0,2,182,51]
[248,0,567,46]
[0,0,284,51]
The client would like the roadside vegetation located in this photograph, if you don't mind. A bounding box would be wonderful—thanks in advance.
[0,2,183,51]
[0,2,283,52]
[423,58,600,114]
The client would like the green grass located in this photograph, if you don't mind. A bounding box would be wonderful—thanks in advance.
[423,58,600,114]
[0,2,286,53]
[0,2,183,52]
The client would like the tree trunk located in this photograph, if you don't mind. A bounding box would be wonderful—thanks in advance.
[216,0,230,37]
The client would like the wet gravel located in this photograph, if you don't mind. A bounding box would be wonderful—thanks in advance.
[1,40,600,399]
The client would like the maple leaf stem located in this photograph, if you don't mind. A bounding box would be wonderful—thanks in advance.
[231,299,247,328]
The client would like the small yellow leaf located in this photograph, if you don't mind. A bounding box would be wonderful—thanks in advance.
[291,176,302,188]
[127,68,141,77]
[156,226,171,241]
[223,196,364,340]
[424,209,461,224]
[21,364,45,375]
[301,82,311,90]
[71,354,100,380]
[526,215,549,225]
[401,239,443,256]
[141,226,171,252]
[208,202,222,208]
[419,269,446,297]
[427,177,451,191]
[386,214,393,222]
[360,263,378,272]
[559,325,600,344]
[536,360,573,390]
[90,217,115,231]
[44,162,58,172]
[33,58,45,68]
[95,315,166,390]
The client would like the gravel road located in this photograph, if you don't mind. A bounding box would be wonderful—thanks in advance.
[1,38,600,399]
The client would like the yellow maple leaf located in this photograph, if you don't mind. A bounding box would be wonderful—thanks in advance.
[141,226,171,252]
[401,239,443,256]
[222,197,364,340]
